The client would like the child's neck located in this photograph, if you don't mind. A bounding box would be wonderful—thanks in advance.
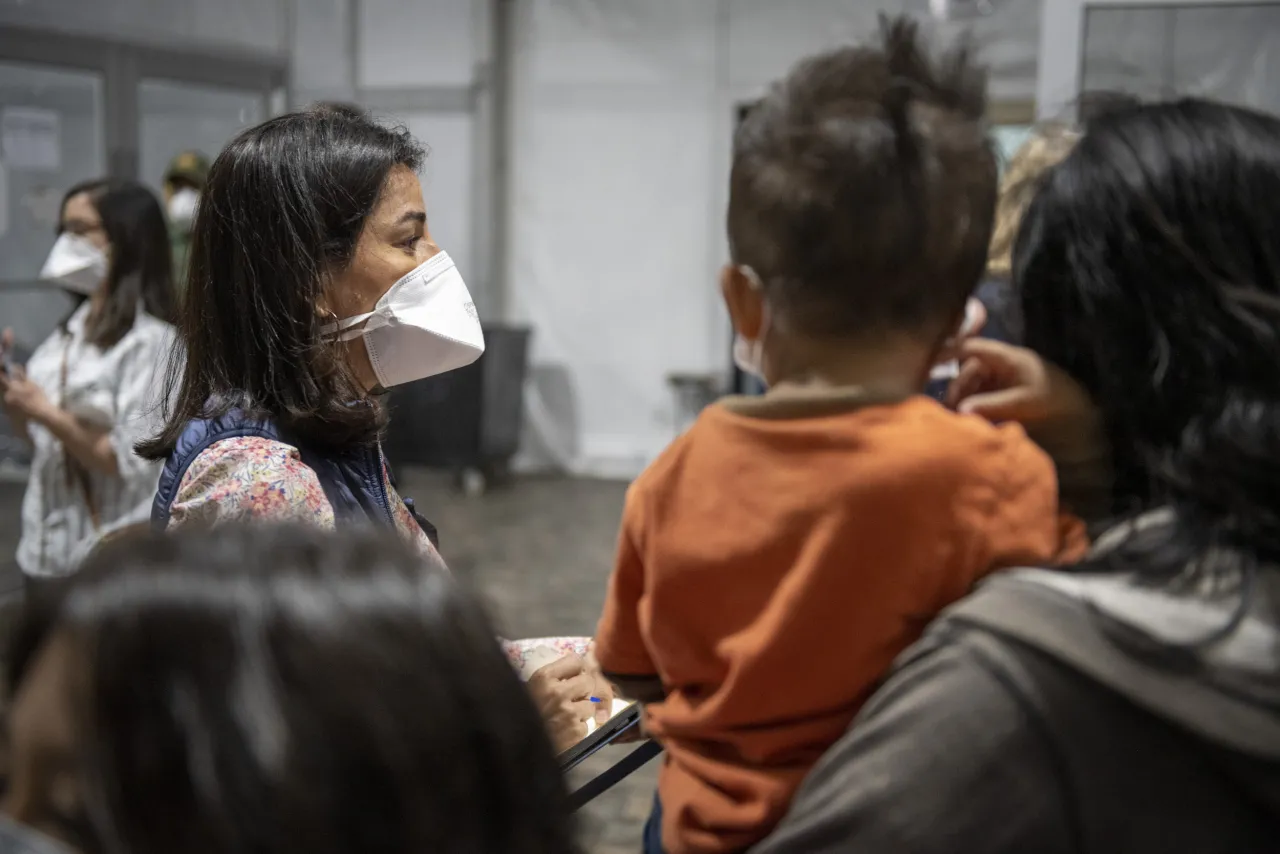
[765,334,939,398]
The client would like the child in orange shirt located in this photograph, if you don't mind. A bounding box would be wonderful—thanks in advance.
[594,18,1087,854]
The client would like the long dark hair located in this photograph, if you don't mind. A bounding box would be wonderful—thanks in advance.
[137,104,424,460]
[57,179,176,349]
[1014,98,1280,574]
[8,526,577,854]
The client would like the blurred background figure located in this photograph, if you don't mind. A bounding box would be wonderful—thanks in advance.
[4,180,176,584]
[160,151,209,296]
[980,122,1082,343]
[3,525,578,854]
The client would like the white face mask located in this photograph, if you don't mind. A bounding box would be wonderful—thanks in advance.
[167,187,199,228]
[39,232,108,295]
[928,297,984,382]
[732,265,770,382]
[323,251,485,388]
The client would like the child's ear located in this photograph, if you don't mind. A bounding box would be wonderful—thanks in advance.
[720,265,765,340]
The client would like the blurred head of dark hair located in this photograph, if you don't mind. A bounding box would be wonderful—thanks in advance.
[137,104,425,460]
[1076,90,1143,127]
[6,526,576,854]
[1014,98,1280,572]
[727,14,997,342]
[57,179,176,349]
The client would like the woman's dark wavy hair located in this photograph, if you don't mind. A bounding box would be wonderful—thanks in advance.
[8,526,577,854]
[1014,98,1280,576]
[137,104,424,460]
[56,179,176,349]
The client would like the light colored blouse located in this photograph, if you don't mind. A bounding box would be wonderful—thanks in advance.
[169,435,590,670]
[17,303,177,577]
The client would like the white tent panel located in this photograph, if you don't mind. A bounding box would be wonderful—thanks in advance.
[1038,0,1280,119]
[0,0,288,55]
[507,0,722,476]
[358,0,478,88]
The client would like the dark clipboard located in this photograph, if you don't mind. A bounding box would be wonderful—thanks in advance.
[557,701,642,773]
[559,701,663,812]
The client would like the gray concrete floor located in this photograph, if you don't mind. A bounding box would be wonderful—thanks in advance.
[0,473,654,853]
[403,471,657,854]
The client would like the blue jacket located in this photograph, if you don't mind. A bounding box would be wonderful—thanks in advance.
[150,410,437,544]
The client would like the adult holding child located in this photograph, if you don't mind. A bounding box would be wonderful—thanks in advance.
[757,98,1280,853]
[597,19,1085,854]
[138,103,609,751]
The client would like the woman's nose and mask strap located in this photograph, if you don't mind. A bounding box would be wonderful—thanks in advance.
[322,250,485,388]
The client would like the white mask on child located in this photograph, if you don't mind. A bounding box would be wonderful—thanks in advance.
[322,251,485,388]
[928,297,984,382]
[732,266,770,382]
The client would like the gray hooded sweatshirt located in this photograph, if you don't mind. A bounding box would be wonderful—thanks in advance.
[754,514,1280,853]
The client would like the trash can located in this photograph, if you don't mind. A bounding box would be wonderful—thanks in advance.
[666,373,720,436]
[384,324,531,494]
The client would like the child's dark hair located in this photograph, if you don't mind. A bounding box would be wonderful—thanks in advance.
[727,15,996,339]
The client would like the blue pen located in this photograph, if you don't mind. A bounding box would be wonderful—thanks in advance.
[589,696,601,703]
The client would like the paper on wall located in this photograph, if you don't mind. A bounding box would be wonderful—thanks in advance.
[1,107,61,172]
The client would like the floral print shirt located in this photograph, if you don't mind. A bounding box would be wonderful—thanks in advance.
[169,436,589,672]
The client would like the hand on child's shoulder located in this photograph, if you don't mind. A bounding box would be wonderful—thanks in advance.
[947,339,1094,427]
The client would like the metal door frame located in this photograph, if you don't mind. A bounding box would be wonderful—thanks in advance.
[0,25,286,178]
[1036,0,1280,120]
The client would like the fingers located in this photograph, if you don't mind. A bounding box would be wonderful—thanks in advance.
[956,386,1039,420]
[570,699,597,723]
[945,356,988,409]
[948,338,1048,421]
[592,680,616,725]
[955,335,1024,362]
[533,653,586,682]
[556,672,595,703]
[594,696,613,725]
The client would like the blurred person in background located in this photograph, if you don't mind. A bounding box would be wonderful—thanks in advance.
[926,122,1080,400]
[138,104,610,751]
[3,526,578,854]
[161,150,209,295]
[756,98,1280,854]
[2,180,177,582]
[979,122,1080,343]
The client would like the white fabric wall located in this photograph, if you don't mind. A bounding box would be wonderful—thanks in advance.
[506,0,1042,477]
[507,0,1280,478]
[292,0,484,300]
[0,0,288,54]
[1081,5,1280,112]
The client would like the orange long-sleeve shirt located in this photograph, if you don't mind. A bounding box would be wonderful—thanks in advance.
[596,390,1087,854]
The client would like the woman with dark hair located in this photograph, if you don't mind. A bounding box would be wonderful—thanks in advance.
[138,104,609,750]
[755,98,1280,852]
[3,525,578,854]
[2,180,177,579]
